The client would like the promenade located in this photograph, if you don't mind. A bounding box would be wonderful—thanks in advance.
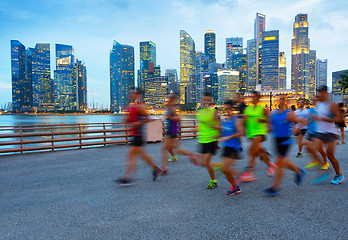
[1,138,347,240]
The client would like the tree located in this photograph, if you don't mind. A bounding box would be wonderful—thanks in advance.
[338,72,348,93]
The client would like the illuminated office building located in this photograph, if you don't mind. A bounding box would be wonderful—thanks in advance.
[226,37,243,70]
[180,30,196,104]
[76,60,87,111]
[309,50,316,100]
[195,51,209,103]
[139,41,156,90]
[247,39,257,92]
[204,30,216,63]
[332,69,348,103]
[11,40,33,112]
[291,13,310,99]
[260,30,279,90]
[144,76,167,108]
[110,40,134,112]
[316,59,327,88]
[255,13,266,87]
[279,52,287,90]
[218,70,239,104]
[32,43,53,110]
[54,44,76,111]
[231,50,247,93]
[165,69,179,95]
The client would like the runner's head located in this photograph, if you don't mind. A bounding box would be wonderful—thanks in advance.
[297,98,305,108]
[202,92,213,107]
[130,87,142,102]
[251,91,260,105]
[317,85,329,101]
[291,105,296,111]
[224,100,236,117]
[167,94,178,107]
[278,95,287,109]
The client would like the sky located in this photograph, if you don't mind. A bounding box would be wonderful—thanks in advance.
[1,0,348,108]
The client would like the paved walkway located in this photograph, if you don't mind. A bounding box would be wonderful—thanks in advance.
[0,138,347,239]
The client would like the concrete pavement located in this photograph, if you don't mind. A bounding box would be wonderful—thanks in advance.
[0,138,348,239]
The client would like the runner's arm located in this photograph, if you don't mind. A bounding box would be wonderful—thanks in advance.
[219,119,243,142]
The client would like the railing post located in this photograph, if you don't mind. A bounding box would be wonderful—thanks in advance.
[20,126,23,154]
[125,123,129,145]
[78,124,82,149]
[51,125,55,151]
[103,123,107,147]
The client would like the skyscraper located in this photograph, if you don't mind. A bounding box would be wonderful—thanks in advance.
[226,37,243,70]
[309,50,316,100]
[279,52,287,90]
[195,51,209,103]
[180,30,196,104]
[255,13,266,88]
[32,43,53,110]
[291,13,310,99]
[144,76,167,108]
[139,41,156,89]
[11,40,32,111]
[54,44,76,111]
[204,30,216,63]
[218,71,240,104]
[247,39,257,92]
[76,59,87,111]
[165,69,179,95]
[261,30,279,90]
[316,59,328,88]
[110,40,135,112]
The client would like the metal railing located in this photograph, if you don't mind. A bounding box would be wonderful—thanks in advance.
[0,120,197,155]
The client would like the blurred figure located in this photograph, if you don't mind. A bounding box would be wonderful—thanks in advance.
[294,98,310,158]
[336,102,346,144]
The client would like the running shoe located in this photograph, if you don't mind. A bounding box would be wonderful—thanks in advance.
[296,152,303,158]
[331,175,345,185]
[116,178,134,187]
[312,172,330,184]
[321,162,330,170]
[207,180,218,189]
[342,141,346,144]
[304,160,320,169]
[168,156,177,162]
[295,168,307,186]
[153,167,163,181]
[262,187,281,197]
[239,172,256,182]
[266,162,277,177]
[161,167,168,176]
[227,185,241,195]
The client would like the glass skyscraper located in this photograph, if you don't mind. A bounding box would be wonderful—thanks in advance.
[11,40,32,111]
[139,41,156,90]
[254,13,266,87]
[291,13,310,99]
[54,44,76,111]
[231,50,247,93]
[32,43,53,110]
[226,37,243,70]
[195,51,209,103]
[180,30,196,104]
[316,59,327,88]
[76,59,87,111]
[218,71,240,104]
[260,30,279,90]
[165,69,179,95]
[309,50,316,100]
[204,30,216,63]
[279,52,287,90]
[110,41,135,112]
[247,39,257,92]
[144,76,167,109]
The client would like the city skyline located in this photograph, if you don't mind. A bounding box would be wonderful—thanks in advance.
[1,0,348,107]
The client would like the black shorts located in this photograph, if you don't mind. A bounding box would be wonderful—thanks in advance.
[317,133,338,143]
[336,122,346,128]
[131,135,144,147]
[275,137,292,156]
[306,133,318,142]
[222,146,240,159]
[295,128,307,136]
[200,142,217,155]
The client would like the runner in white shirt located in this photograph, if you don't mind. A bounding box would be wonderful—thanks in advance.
[294,99,310,158]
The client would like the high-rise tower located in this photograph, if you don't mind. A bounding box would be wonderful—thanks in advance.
[316,59,327,88]
[226,37,243,70]
[139,41,156,90]
[180,30,196,104]
[254,13,266,88]
[279,52,286,90]
[204,30,216,63]
[291,13,310,98]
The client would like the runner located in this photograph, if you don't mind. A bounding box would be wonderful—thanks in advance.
[117,88,162,186]
[336,103,346,145]
[196,92,220,189]
[263,96,307,196]
[161,94,197,174]
[219,100,243,195]
[294,98,310,158]
[240,91,276,182]
[313,86,344,184]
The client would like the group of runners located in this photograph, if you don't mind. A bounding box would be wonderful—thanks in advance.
[117,85,345,197]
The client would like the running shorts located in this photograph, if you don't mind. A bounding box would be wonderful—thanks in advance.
[200,142,217,155]
[317,133,338,143]
[222,146,240,159]
[131,135,144,147]
[275,137,291,157]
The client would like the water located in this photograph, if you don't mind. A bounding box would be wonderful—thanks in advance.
[0,114,196,126]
